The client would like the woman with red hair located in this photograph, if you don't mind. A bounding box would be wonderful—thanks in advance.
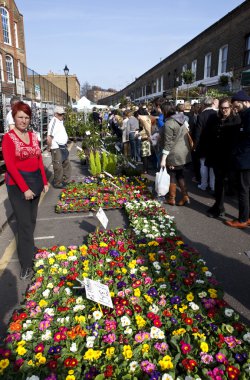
[2,101,48,280]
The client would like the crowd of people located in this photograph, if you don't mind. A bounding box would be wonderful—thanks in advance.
[2,89,250,281]
[101,90,250,229]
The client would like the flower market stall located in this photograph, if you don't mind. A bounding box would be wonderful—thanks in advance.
[0,194,250,379]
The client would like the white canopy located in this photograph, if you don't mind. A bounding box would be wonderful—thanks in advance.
[73,96,108,111]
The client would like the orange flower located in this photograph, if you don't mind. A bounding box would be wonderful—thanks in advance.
[9,321,22,332]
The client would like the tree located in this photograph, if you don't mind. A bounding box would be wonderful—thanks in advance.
[81,81,91,97]
[181,69,195,99]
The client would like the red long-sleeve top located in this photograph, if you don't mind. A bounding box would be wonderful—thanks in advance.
[2,130,48,193]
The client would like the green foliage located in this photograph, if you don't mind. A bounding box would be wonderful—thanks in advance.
[106,153,117,175]
[89,150,97,175]
[95,151,102,175]
[102,151,108,171]
[181,69,195,85]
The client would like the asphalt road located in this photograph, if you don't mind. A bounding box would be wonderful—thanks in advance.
[0,143,250,342]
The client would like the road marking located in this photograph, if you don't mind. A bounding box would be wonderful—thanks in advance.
[37,213,94,221]
[34,236,55,240]
[0,238,17,272]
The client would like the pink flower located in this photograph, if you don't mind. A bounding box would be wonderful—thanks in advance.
[103,333,116,344]
[180,341,192,354]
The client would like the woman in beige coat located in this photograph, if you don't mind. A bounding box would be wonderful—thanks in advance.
[159,104,192,206]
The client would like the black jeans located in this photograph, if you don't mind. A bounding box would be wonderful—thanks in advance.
[213,166,227,211]
[8,185,40,270]
[238,169,250,222]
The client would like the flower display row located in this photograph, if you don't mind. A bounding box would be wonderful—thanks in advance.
[1,200,250,380]
[55,176,153,213]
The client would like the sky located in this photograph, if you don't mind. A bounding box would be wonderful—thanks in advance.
[15,0,244,91]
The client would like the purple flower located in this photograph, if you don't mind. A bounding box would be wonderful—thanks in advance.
[140,360,156,374]
[170,296,181,304]
[150,371,161,380]
[147,287,158,297]
[117,281,126,289]
[109,250,119,257]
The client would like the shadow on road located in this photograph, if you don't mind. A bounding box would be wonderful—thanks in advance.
[0,268,18,340]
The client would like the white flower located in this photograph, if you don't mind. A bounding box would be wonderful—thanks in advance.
[42,289,50,298]
[47,282,54,289]
[243,332,250,343]
[225,308,234,317]
[189,302,199,311]
[68,255,77,261]
[198,292,207,298]
[129,361,138,373]
[35,259,44,267]
[124,327,133,335]
[26,376,40,380]
[160,284,167,289]
[22,320,32,329]
[65,287,72,296]
[86,336,95,348]
[41,329,52,341]
[86,130,91,135]
[22,330,34,341]
[196,279,205,284]
[44,308,55,316]
[162,374,174,380]
[150,326,165,339]
[73,305,85,312]
[205,271,212,277]
[149,304,159,314]
[76,296,84,304]
[70,342,77,352]
[93,310,102,320]
[121,316,131,327]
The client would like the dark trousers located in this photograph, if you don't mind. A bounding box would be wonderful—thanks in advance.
[8,185,40,270]
[213,166,227,211]
[238,170,250,222]
[51,148,71,186]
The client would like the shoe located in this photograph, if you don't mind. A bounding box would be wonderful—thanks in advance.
[177,195,190,206]
[198,184,207,191]
[206,208,225,218]
[20,267,32,280]
[224,219,248,229]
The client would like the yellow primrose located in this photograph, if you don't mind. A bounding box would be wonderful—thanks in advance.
[28,360,35,366]
[176,240,184,246]
[156,277,165,282]
[122,345,133,359]
[128,260,137,268]
[66,375,75,380]
[106,347,115,359]
[134,288,141,297]
[172,328,186,336]
[121,268,127,274]
[68,370,74,375]
[148,241,159,246]
[192,332,206,340]
[66,282,74,287]
[135,315,146,328]
[200,342,209,352]
[179,305,188,313]
[16,346,27,356]
[144,294,153,304]
[158,356,174,370]
[49,258,55,265]
[0,359,9,369]
[186,293,194,301]
[148,253,156,261]
[139,243,146,247]
[55,254,67,261]
[82,272,88,277]
[202,266,209,272]
[170,255,176,260]
[39,299,48,308]
[59,245,66,251]
[142,344,150,353]
[50,267,58,274]
[75,315,86,323]
[37,269,44,274]
[17,340,26,346]
[83,349,102,361]
[99,242,108,247]
[35,353,42,360]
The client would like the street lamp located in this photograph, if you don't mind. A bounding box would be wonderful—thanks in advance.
[63,64,69,105]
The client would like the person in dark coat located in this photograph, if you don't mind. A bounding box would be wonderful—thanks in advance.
[193,97,217,191]
[205,98,241,218]
[225,90,250,228]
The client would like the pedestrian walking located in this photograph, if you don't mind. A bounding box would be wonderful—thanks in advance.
[47,106,71,188]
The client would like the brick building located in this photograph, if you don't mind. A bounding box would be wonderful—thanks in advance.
[101,1,250,106]
[87,89,116,103]
[0,0,26,96]
[44,71,81,103]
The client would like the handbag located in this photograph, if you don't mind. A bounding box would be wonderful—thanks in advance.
[19,169,44,198]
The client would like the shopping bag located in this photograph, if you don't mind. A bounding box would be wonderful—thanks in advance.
[155,168,170,196]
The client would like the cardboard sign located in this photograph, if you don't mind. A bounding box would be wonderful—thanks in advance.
[76,146,83,151]
[84,277,113,308]
[103,170,114,178]
[96,207,109,229]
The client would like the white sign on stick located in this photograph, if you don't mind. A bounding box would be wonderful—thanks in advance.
[84,277,113,308]
[115,144,121,152]
[96,207,109,229]
[128,161,136,169]
[103,170,114,178]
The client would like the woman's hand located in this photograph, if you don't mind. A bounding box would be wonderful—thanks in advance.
[24,189,35,200]
[43,185,49,193]
[160,156,166,168]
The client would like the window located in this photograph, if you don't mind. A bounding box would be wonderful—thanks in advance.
[14,23,19,48]
[191,60,197,80]
[204,53,212,78]
[0,54,4,82]
[17,60,21,79]
[1,7,11,44]
[6,55,14,82]
[218,45,228,74]
[245,35,250,66]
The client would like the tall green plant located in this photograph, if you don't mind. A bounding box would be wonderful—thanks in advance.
[95,151,102,175]
[89,150,97,175]
[102,151,108,171]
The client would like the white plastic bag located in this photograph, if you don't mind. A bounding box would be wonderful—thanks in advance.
[155,168,170,196]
